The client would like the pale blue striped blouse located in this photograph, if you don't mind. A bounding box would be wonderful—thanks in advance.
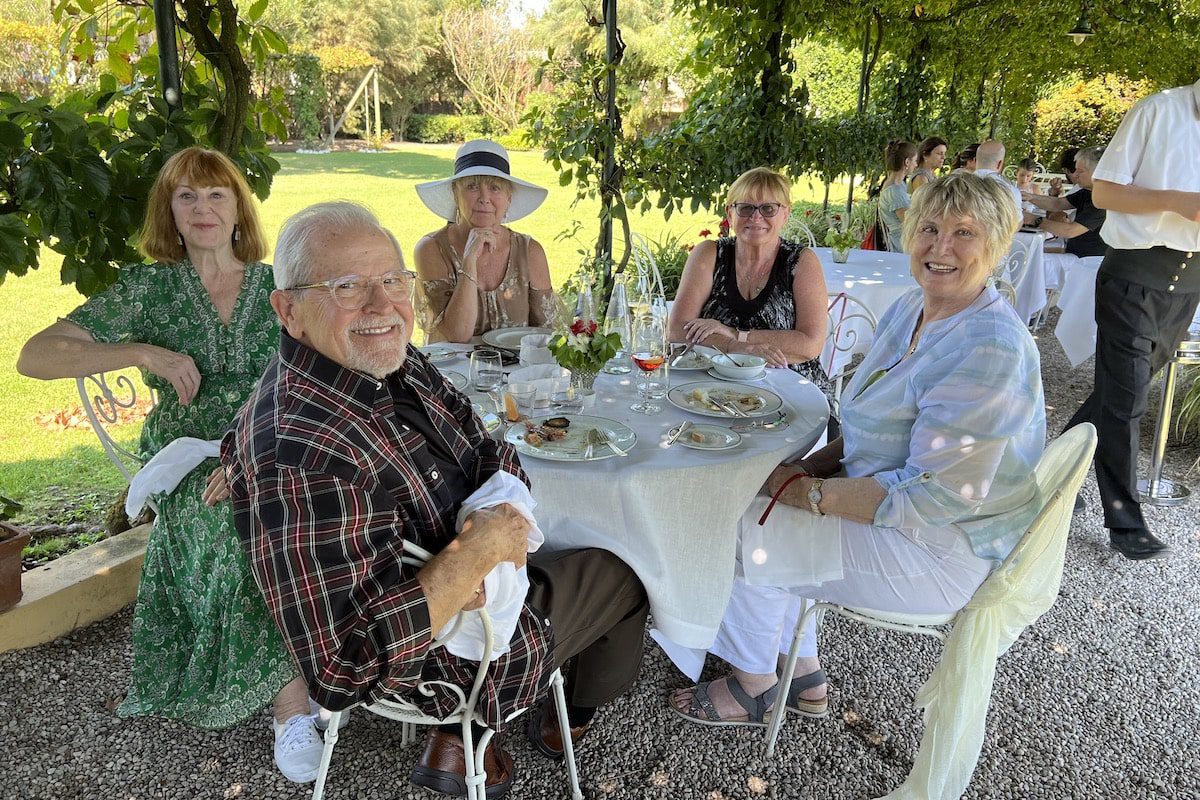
[839,285,1046,562]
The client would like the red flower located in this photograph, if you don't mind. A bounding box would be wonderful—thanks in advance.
[684,243,695,252]
[805,209,813,217]
[570,319,598,336]
[699,228,712,238]
[833,213,842,221]
[718,219,730,234]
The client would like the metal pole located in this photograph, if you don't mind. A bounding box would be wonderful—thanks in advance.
[1138,341,1200,505]
[153,0,182,111]
[599,0,618,283]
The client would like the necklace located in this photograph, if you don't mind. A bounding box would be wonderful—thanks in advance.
[904,313,925,358]
[737,257,774,298]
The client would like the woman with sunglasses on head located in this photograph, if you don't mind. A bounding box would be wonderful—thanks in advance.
[669,167,830,391]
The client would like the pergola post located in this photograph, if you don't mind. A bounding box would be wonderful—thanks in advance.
[599,0,619,284]
[153,0,182,112]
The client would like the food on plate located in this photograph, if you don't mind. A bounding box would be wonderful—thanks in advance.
[687,387,766,413]
[521,418,568,447]
[673,350,710,369]
[689,430,708,444]
[504,393,521,422]
[543,416,571,429]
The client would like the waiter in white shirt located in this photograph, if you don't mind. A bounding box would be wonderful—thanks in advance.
[1064,79,1200,561]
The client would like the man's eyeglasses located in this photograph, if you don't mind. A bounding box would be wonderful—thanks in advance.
[289,270,417,310]
[730,202,784,219]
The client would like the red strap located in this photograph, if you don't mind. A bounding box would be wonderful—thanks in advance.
[758,470,811,525]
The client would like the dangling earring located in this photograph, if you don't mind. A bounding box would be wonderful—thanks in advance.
[232,223,241,243]
[177,233,184,247]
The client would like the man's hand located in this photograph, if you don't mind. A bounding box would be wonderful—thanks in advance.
[460,503,530,569]
[461,582,487,612]
[201,465,230,506]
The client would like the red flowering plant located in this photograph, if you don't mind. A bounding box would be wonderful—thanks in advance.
[548,317,622,374]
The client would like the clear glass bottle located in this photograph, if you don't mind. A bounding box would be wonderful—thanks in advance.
[602,279,632,374]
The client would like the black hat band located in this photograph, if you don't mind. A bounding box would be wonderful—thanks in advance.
[455,151,510,175]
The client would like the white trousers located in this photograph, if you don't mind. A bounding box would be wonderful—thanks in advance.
[708,508,994,675]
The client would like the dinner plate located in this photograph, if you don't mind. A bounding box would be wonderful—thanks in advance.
[669,344,719,371]
[504,414,637,461]
[706,367,767,383]
[419,345,460,365]
[440,370,468,391]
[673,423,742,451]
[668,380,784,419]
[481,326,553,350]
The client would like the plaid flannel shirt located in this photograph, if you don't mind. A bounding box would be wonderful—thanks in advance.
[221,333,553,726]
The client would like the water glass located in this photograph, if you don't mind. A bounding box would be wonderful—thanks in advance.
[504,384,537,420]
[470,349,504,391]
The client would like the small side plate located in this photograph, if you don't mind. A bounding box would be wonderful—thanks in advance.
[440,370,468,391]
[420,345,460,365]
[675,423,742,451]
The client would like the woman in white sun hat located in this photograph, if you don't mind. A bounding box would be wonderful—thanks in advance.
[414,139,562,342]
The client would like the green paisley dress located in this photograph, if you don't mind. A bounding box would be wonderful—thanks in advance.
[67,260,296,729]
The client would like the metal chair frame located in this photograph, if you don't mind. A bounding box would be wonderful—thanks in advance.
[311,540,583,800]
[824,293,878,418]
[76,372,158,514]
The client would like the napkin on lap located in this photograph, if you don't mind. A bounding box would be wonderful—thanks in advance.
[438,470,544,661]
[125,437,221,517]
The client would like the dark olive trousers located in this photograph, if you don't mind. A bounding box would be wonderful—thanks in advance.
[526,548,649,708]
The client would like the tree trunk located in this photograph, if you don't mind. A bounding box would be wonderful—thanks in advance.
[178,0,253,158]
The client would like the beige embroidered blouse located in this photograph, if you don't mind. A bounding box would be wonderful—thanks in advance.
[417,225,561,343]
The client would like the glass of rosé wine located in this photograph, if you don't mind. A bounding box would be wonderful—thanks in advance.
[630,315,668,414]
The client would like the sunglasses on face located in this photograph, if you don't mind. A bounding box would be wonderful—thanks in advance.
[730,202,785,219]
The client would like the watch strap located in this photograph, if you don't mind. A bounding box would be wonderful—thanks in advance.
[808,478,826,516]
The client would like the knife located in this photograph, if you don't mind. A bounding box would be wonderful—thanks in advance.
[718,399,750,418]
[666,420,694,446]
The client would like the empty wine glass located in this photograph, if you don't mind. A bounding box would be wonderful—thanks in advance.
[630,316,667,414]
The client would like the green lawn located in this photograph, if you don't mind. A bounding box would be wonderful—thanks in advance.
[0,144,838,527]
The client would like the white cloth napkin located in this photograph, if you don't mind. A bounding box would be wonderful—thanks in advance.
[438,470,544,661]
[125,437,221,517]
[507,364,570,404]
[519,334,556,366]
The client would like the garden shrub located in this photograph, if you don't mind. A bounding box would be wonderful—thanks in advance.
[406,113,498,143]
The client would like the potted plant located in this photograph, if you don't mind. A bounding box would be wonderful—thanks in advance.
[823,213,861,263]
[0,495,29,613]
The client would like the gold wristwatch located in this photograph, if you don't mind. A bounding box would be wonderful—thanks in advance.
[807,478,826,516]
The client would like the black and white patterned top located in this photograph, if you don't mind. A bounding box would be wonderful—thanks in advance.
[699,237,832,395]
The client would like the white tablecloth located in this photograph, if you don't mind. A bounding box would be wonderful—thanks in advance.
[816,247,914,377]
[1054,257,1200,367]
[1008,232,1048,322]
[439,347,829,650]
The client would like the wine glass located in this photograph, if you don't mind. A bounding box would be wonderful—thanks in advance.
[630,316,667,414]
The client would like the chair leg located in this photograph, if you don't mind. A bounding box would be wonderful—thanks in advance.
[549,668,584,800]
[463,719,488,800]
[311,710,344,800]
[765,600,822,757]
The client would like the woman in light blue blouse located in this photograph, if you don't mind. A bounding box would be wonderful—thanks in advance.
[878,140,918,252]
[670,173,1044,726]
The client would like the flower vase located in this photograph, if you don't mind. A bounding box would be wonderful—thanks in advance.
[570,369,598,391]
[831,247,850,264]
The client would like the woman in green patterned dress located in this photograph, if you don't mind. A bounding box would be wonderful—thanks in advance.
[17,147,324,783]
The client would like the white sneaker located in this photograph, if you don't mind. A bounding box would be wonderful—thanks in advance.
[308,698,351,732]
[272,713,324,783]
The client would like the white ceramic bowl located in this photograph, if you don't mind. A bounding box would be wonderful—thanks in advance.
[711,353,767,380]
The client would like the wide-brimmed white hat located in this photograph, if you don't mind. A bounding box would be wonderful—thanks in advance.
[415,139,548,223]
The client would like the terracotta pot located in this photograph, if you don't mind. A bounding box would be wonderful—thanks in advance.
[0,521,30,613]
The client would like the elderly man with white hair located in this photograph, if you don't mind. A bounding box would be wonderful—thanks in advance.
[221,201,649,797]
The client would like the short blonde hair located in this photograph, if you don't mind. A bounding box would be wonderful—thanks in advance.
[726,167,790,208]
[139,147,267,264]
[902,172,1020,272]
[451,175,514,223]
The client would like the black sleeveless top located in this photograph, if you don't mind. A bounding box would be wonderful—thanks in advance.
[699,237,832,396]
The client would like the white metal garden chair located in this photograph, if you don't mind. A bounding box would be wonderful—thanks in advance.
[311,539,583,800]
[765,423,1097,800]
[824,292,878,418]
[76,372,158,514]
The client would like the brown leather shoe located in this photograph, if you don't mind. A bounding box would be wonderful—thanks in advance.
[526,703,591,761]
[409,729,515,799]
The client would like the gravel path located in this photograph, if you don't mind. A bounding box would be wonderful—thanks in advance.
[3,309,1199,800]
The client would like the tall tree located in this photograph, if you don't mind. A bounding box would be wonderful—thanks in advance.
[440,4,534,131]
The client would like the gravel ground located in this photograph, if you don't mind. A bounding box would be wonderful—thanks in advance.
[3,309,1199,800]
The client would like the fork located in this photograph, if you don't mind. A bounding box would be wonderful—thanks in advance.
[594,428,629,457]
